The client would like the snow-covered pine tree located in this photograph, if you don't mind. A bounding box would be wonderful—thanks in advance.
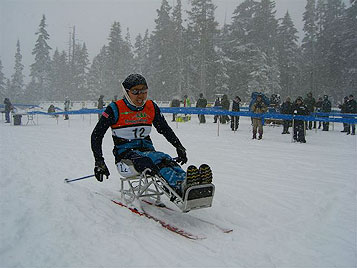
[148,0,176,100]
[315,0,346,100]
[133,34,145,74]
[181,23,196,100]
[172,0,185,99]
[10,40,25,102]
[0,59,6,100]
[186,0,219,99]
[247,47,271,96]
[222,0,258,100]
[133,30,151,79]
[87,46,109,100]
[72,43,90,100]
[123,28,135,77]
[30,14,52,101]
[277,11,301,98]
[301,0,318,94]
[251,0,281,95]
[106,22,134,98]
[341,0,357,96]
[49,49,70,100]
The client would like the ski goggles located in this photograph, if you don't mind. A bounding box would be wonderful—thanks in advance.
[129,88,148,95]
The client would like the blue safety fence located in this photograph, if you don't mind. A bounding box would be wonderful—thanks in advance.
[28,107,357,124]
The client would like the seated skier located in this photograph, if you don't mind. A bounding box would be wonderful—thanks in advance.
[90,73,213,197]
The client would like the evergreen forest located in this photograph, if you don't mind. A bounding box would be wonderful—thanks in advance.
[0,0,356,104]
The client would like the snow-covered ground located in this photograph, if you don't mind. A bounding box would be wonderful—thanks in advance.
[1,112,356,267]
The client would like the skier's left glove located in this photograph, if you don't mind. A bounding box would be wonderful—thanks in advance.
[176,145,188,165]
[94,159,110,182]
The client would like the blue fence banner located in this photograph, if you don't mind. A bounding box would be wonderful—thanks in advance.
[27,107,357,124]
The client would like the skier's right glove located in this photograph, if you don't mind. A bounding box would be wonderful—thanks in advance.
[176,145,188,165]
[94,159,110,182]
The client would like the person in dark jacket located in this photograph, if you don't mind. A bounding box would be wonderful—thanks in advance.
[91,74,213,197]
[304,92,316,129]
[4,98,13,123]
[170,97,181,122]
[321,95,332,131]
[338,96,349,132]
[231,96,241,131]
[97,95,105,120]
[64,97,70,120]
[346,94,356,135]
[220,94,230,124]
[315,97,323,129]
[196,93,208,123]
[213,97,221,123]
[280,96,293,134]
[292,97,309,143]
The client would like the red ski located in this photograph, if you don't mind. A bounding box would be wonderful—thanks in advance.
[111,200,206,240]
[142,200,233,234]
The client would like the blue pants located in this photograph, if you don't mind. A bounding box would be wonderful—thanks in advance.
[121,150,186,191]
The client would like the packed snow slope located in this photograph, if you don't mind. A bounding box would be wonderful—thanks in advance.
[1,113,356,267]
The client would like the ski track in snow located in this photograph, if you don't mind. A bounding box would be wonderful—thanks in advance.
[1,113,356,267]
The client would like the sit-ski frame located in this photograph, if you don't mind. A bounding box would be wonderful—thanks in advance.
[119,168,215,213]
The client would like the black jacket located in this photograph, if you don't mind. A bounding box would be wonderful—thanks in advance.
[4,98,13,112]
[281,101,293,114]
[91,98,183,162]
[293,103,309,123]
[321,99,332,113]
[171,99,180,107]
[304,96,316,113]
[346,99,357,114]
[231,100,240,112]
[221,96,230,110]
[196,98,208,108]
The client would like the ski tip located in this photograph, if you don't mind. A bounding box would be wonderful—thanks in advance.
[223,229,233,233]
[64,178,69,183]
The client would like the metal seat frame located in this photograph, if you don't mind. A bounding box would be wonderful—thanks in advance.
[119,165,215,213]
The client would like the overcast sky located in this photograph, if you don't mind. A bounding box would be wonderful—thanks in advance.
[0,0,308,79]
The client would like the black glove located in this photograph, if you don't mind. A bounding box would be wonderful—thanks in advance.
[94,159,110,182]
[176,146,188,165]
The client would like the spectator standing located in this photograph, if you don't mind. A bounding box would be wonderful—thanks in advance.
[196,93,208,123]
[98,95,105,120]
[4,98,13,123]
[292,97,309,143]
[183,95,191,107]
[183,95,191,119]
[48,104,59,118]
[213,96,221,123]
[251,94,268,140]
[220,94,230,124]
[64,97,70,120]
[231,96,241,131]
[346,94,356,135]
[304,92,316,129]
[321,95,331,131]
[170,98,181,122]
[280,96,293,134]
[315,97,323,129]
[338,96,349,132]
